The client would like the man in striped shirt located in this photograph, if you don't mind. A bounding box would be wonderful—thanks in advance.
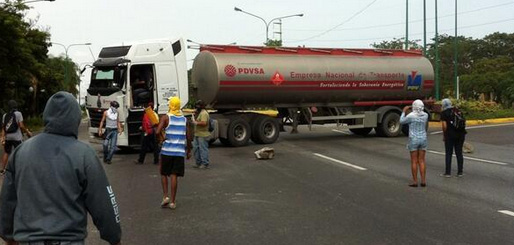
[155,97,192,209]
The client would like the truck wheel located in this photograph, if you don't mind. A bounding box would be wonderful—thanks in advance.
[401,124,409,136]
[251,116,280,144]
[227,119,251,147]
[376,112,401,137]
[349,128,372,136]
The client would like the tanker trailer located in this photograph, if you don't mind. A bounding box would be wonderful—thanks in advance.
[192,45,434,147]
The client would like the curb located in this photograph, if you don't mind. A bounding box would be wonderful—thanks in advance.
[429,117,514,128]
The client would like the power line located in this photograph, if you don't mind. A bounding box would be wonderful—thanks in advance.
[285,1,514,33]
[285,17,514,44]
[290,0,379,43]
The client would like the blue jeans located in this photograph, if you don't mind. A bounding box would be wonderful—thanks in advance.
[193,136,209,166]
[103,128,118,161]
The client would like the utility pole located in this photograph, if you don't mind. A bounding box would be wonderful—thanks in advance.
[405,0,409,49]
[454,0,458,98]
[423,0,427,56]
[435,0,440,100]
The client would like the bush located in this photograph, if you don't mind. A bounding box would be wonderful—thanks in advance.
[24,116,44,132]
[440,99,514,120]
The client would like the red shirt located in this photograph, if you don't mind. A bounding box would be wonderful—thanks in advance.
[142,114,153,135]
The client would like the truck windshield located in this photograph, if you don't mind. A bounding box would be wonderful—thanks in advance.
[88,66,126,96]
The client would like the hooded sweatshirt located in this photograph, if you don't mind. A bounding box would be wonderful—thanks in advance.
[400,99,429,141]
[0,91,121,244]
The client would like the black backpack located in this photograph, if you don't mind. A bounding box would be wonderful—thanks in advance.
[3,111,19,134]
[450,107,466,131]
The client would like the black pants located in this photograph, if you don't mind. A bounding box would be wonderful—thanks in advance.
[444,135,465,175]
[138,133,160,164]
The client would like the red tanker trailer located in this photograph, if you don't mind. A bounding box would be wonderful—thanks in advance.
[192,44,434,146]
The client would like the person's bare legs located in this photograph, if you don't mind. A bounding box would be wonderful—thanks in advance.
[410,151,419,185]
[159,158,169,202]
[418,150,427,185]
[170,174,178,204]
[161,176,168,198]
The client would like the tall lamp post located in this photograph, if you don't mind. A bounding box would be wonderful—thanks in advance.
[22,0,55,3]
[51,42,91,99]
[234,7,303,43]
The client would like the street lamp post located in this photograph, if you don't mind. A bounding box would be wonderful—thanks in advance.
[22,0,55,3]
[51,42,92,102]
[234,7,303,43]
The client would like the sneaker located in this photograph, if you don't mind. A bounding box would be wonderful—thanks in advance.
[134,160,143,165]
[169,202,176,210]
[161,197,170,207]
[193,164,200,168]
[440,173,451,178]
[203,165,210,169]
[106,160,112,165]
[0,169,5,175]
[456,173,464,177]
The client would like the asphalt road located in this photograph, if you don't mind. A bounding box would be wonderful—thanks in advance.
[3,122,514,244]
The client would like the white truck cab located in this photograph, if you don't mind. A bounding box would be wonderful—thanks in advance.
[84,38,188,147]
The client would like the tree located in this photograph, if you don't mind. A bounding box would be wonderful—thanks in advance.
[372,37,422,50]
[0,1,79,116]
[264,39,282,47]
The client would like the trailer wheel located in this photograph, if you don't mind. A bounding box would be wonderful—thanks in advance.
[227,118,251,147]
[376,112,401,137]
[349,128,372,136]
[251,116,280,144]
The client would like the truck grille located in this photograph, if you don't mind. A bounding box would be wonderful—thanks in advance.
[88,108,106,128]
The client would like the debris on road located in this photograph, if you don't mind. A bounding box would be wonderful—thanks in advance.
[254,147,275,160]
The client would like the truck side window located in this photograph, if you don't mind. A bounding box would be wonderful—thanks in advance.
[172,41,181,55]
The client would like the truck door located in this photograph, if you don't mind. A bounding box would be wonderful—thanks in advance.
[155,63,179,114]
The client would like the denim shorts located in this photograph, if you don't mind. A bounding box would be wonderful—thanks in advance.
[407,138,427,151]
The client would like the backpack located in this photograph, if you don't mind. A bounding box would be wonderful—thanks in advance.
[208,118,215,132]
[450,107,466,131]
[3,111,18,134]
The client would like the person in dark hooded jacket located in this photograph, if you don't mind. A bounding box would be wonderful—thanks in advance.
[0,91,122,245]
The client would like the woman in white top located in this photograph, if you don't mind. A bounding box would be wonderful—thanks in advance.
[400,100,429,187]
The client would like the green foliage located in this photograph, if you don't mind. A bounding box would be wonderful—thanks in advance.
[264,39,282,47]
[424,32,514,101]
[444,99,514,120]
[0,1,78,117]
[372,38,422,50]
[24,115,44,131]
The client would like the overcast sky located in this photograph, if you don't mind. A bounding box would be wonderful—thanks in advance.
[20,0,514,101]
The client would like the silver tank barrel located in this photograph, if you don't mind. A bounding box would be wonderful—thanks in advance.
[192,47,434,109]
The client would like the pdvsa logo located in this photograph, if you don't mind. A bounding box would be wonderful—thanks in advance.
[407,71,422,91]
[224,64,265,77]
[224,65,237,77]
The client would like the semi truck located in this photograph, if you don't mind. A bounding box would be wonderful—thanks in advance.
[84,37,434,148]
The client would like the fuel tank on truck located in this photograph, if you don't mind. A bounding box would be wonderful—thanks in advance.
[192,45,434,109]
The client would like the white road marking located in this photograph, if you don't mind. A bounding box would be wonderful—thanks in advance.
[431,123,514,135]
[332,129,351,135]
[314,153,367,171]
[427,150,509,166]
[498,210,514,217]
